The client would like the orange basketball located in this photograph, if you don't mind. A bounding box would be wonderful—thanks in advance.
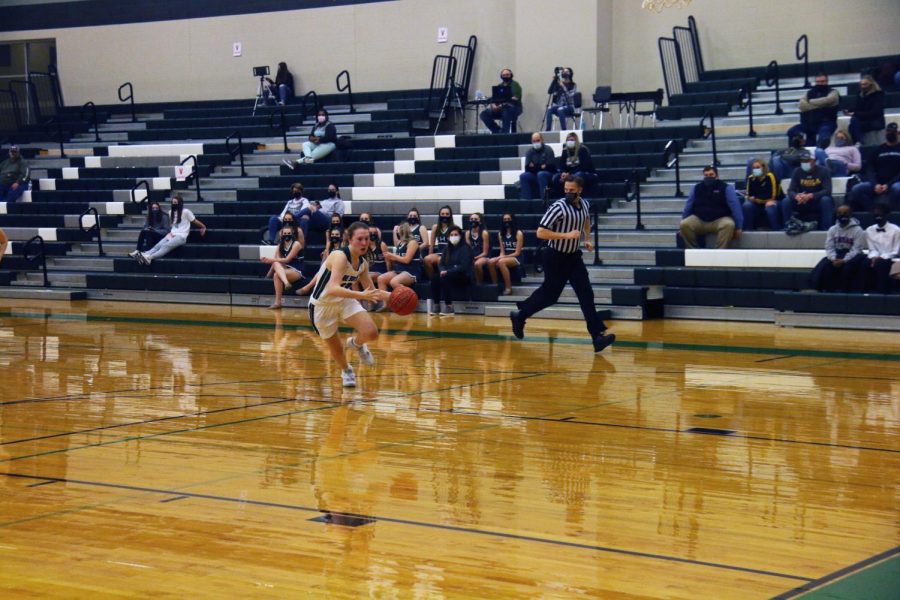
[388,286,419,316]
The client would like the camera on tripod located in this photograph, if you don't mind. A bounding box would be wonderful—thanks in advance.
[554,66,573,80]
[253,66,270,77]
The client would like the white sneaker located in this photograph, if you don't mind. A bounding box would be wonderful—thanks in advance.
[281,159,295,169]
[341,368,356,388]
[139,253,151,265]
[128,250,140,260]
[439,303,455,317]
[348,336,375,366]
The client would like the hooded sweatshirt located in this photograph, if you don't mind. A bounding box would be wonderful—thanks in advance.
[824,218,864,261]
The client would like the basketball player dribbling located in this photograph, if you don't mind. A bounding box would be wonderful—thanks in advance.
[306,221,390,387]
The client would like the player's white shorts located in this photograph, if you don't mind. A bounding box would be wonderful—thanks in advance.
[308,299,366,339]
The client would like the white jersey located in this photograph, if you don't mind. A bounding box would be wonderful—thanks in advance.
[309,248,368,306]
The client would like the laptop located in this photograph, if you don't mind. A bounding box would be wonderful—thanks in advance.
[491,84,512,102]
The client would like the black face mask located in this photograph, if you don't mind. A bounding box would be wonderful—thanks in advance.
[439,215,450,224]
[292,191,302,198]
[874,215,888,227]
[408,217,419,225]
[503,220,513,227]
[282,234,293,242]
[331,223,341,230]
[330,236,341,245]
[328,191,337,198]
[151,208,160,213]
[470,221,480,228]
[703,176,717,187]
[360,219,370,224]
[371,234,379,243]
[564,192,578,203]
[837,216,851,226]
[886,132,898,143]
[501,75,512,83]
[283,220,294,227]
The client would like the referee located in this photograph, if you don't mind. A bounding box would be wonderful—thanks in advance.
[510,175,616,352]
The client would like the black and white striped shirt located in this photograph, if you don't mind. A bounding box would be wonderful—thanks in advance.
[539,197,590,254]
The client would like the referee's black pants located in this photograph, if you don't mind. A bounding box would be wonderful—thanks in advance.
[517,247,607,338]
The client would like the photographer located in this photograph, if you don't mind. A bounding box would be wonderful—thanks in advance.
[480,68,523,135]
[265,62,294,106]
[544,67,578,131]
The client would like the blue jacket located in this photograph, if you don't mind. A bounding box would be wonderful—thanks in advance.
[682,180,744,229]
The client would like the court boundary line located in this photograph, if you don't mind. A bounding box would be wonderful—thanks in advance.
[0,471,814,584]
[770,546,900,599]
[2,309,898,362]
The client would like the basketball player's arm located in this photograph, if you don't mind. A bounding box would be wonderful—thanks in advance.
[323,252,379,302]
[357,262,390,302]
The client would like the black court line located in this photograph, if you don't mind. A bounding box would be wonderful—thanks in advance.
[0,472,813,583]
[755,355,797,363]
[26,480,59,488]
[159,495,189,504]
[770,545,900,599]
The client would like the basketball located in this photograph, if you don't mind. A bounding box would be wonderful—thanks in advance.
[388,286,418,316]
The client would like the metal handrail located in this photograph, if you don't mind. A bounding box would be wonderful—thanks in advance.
[48,64,64,108]
[268,107,289,153]
[663,139,684,197]
[80,101,100,142]
[225,130,246,177]
[0,88,22,130]
[336,70,354,113]
[78,207,105,256]
[44,118,66,158]
[590,201,602,265]
[9,79,40,124]
[738,84,757,138]
[299,90,320,124]
[699,109,719,166]
[795,34,809,88]
[624,171,645,231]
[130,179,150,204]
[179,155,202,201]
[23,235,49,287]
[765,60,783,115]
[118,82,136,123]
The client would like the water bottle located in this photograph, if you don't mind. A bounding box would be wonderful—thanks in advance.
[475,90,485,101]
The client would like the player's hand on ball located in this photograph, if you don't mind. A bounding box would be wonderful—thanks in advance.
[361,288,384,303]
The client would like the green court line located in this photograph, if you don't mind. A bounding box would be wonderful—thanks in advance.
[775,549,900,600]
[2,308,899,363]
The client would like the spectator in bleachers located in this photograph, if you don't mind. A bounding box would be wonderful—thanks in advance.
[741,159,781,231]
[378,222,422,293]
[465,212,490,283]
[264,222,305,309]
[0,146,29,202]
[488,213,524,295]
[265,62,295,106]
[770,134,807,182]
[787,73,840,146]
[393,208,429,250]
[845,75,885,144]
[429,225,474,317]
[297,183,344,240]
[425,205,454,279]
[783,151,835,233]
[816,130,861,177]
[296,109,337,164]
[358,212,382,242]
[136,194,206,265]
[519,132,556,200]
[480,68,523,134]
[554,132,596,194]
[847,122,900,211]
[810,204,865,292]
[366,224,386,277]
[266,183,309,244]
[679,165,743,249]
[130,201,170,259]
[321,215,345,259]
[859,202,900,293]
[544,68,578,131]
[0,227,7,265]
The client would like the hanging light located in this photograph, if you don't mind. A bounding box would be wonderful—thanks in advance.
[642,0,693,12]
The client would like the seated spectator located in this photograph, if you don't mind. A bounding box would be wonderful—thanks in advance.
[321,215,345,259]
[429,225,474,317]
[377,222,421,294]
[130,201,170,259]
[816,130,861,177]
[266,183,309,244]
[0,146,29,202]
[783,151,834,233]
[283,109,337,166]
[425,205,454,279]
[366,224,386,277]
[265,62,295,106]
[679,165,743,249]
[554,132,596,194]
[847,122,900,211]
[787,73,840,146]
[770,134,807,182]
[520,132,556,200]
[845,75,885,144]
[135,195,206,265]
[264,222,305,309]
[297,183,344,240]
[809,205,865,292]
[544,68,578,131]
[0,227,7,265]
[859,202,900,293]
[392,208,430,250]
[741,159,781,231]
[465,212,490,283]
[488,213,524,295]
[480,68,523,134]
[358,212,381,242]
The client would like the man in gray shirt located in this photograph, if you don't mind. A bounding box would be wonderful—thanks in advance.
[0,146,29,202]
[519,132,556,200]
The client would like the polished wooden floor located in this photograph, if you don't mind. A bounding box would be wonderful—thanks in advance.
[0,299,897,599]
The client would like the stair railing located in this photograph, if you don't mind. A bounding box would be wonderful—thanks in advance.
[23,235,49,287]
[78,206,105,256]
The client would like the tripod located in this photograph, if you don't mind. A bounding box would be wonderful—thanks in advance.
[252,75,270,116]
[433,80,466,136]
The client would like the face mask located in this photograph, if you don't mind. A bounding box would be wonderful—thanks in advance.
[439,215,450,224]
[470,221,480,228]
[813,84,827,91]
[565,140,576,149]
[532,142,542,150]
[703,176,716,186]
[887,132,898,143]
[448,235,461,246]
[565,192,578,203]
[171,204,180,210]
[503,220,513,227]
[408,217,419,225]
[331,222,341,229]
[801,162,813,172]
[360,218,370,224]
[835,138,847,147]
[328,191,337,198]
[875,215,888,227]
[151,208,160,213]
[283,220,294,227]
[282,234,293,242]
[371,233,379,242]
[837,215,851,226]
[317,116,326,124]
[330,236,341,245]
[752,168,763,177]
[501,75,511,82]
[292,190,302,198]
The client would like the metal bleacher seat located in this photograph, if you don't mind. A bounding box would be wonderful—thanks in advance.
[580,86,611,130]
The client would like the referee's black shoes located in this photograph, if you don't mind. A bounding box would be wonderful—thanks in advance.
[593,333,616,353]
[509,310,525,339]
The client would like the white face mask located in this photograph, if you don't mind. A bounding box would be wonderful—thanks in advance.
[532,142,542,150]
[448,235,461,246]
[566,140,576,149]
[801,162,813,172]
[317,116,326,124]
[752,168,763,177]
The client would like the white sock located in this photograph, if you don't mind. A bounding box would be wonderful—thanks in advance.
[347,336,359,349]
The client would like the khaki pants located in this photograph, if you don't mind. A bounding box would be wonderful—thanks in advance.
[679,215,735,249]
